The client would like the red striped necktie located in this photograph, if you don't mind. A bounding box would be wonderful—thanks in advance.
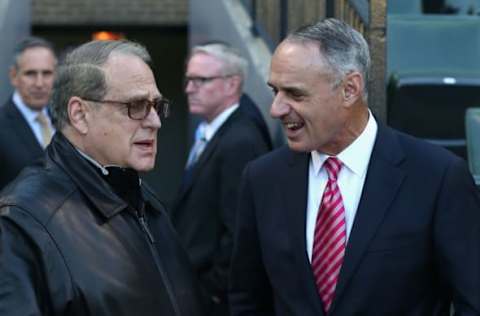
[311,157,346,313]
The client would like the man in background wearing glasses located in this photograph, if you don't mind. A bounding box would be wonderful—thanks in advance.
[170,42,271,316]
[0,40,206,316]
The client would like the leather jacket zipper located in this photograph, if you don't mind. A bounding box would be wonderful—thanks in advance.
[135,207,182,316]
[138,213,155,243]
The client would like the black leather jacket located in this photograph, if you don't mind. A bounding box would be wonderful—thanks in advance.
[0,133,206,316]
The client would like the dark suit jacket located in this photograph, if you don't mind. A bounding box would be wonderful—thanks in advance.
[0,98,44,190]
[239,94,272,150]
[230,122,480,316]
[170,107,270,304]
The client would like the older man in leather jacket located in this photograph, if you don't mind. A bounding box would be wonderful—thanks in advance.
[0,40,206,316]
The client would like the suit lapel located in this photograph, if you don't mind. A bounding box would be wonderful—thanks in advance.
[330,123,406,313]
[284,150,326,315]
[178,109,242,198]
[5,99,43,154]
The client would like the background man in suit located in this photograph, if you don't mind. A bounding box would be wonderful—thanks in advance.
[0,36,57,190]
[229,18,480,315]
[170,43,270,316]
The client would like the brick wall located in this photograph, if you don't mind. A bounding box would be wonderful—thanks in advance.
[32,0,188,26]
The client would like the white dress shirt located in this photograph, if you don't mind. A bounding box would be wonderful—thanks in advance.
[306,112,378,262]
[13,91,55,147]
[186,103,239,168]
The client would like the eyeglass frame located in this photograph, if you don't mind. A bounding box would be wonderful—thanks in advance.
[82,97,170,120]
[183,74,237,88]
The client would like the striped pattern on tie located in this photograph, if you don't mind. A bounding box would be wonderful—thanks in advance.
[311,157,346,313]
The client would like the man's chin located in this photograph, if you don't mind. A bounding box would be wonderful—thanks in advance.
[26,100,48,111]
[131,161,155,172]
[286,139,311,153]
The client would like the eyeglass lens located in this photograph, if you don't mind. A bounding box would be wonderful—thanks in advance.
[128,99,170,120]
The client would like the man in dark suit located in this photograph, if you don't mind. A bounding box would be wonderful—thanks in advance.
[0,37,57,190]
[170,43,271,316]
[229,18,480,315]
[239,94,272,150]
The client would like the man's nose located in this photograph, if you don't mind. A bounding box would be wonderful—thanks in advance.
[185,79,196,93]
[34,74,45,87]
[144,107,162,129]
[270,93,290,119]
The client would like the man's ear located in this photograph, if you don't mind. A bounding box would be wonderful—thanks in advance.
[68,97,89,134]
[225,75,242,96]
[342,71,363,107]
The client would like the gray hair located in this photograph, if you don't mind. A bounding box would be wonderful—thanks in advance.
[50,40,152,130]
[190,42,248,90]
[287,18,371,98]
[12,36,56,68]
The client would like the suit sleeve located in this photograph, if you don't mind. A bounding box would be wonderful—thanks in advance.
[229,163,274,316]
[433,158,480,314]
[201,131,269,299]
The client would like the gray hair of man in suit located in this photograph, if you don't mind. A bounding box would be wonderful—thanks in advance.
[286,18,371,101]
[188,42,248,93]
[9,36,57,111]
[11,36,56,69]
[49,40,152,131]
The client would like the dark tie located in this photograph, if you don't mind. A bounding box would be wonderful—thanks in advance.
[311,157,346,313]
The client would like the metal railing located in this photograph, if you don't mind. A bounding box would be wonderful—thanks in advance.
[241,0,371,50]
[335,0,369,34]
[240,0,277,50]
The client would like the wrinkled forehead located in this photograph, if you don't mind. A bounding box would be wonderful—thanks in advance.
[102,53,160,98]
[270,40,335,82]
[16,46,57,69]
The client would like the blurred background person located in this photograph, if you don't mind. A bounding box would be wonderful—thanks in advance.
[0,36,56,190]
[170,42,271,316]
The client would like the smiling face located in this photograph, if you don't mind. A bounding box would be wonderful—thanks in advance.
[83,53,162,171]
[269,40,360,155]
[10,46,56,111]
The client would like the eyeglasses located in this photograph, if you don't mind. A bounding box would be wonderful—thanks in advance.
[184,75,234,88]
[83,97,170,120]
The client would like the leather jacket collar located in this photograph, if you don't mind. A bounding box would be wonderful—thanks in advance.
[46,132,128,219]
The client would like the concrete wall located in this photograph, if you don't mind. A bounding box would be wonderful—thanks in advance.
[189,0,283,144]
[0,0,31,105]
[32,0,187,26]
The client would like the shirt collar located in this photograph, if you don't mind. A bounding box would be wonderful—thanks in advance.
[76,148,110,175]
[203,103,239,141]
[75,147,142,185]
[311,110,378,176]
[12,91,49,124]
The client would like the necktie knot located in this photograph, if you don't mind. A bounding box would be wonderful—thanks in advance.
[195,123,207,142]
[324,157,342,181]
